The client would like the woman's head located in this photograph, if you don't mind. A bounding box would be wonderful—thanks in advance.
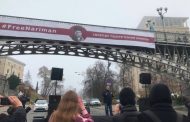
[50,90,79,122]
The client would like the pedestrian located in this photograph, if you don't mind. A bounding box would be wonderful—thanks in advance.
[113,87,140,122]
[138,83,190,122]
[102,85,113,116]
[48,90,93,122]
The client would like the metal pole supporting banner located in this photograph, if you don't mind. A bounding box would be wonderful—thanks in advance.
[55,80,57,95]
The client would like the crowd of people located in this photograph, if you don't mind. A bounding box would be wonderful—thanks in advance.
[0,83,190,122]
[103,84,190,122]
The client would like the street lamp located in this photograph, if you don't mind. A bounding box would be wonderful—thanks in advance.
[157,7,168,41]
[76,72,94,99]
[2,74,7,95]
[106,61,111,86]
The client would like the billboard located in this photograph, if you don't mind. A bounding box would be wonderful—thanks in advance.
[0,15,155,48]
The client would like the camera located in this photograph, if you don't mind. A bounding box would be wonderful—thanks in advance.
[0,97,11,105]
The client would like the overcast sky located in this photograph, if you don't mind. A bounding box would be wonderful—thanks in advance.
[0,0,190,92]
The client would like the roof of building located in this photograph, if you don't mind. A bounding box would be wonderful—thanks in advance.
[0,56,25,66]
[137,16,189,29]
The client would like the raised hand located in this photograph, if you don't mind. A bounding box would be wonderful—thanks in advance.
[8,96,23,108]
[78,97,85,111]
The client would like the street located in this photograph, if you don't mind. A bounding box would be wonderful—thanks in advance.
[0,105,188,122]
[28,105,189,122]
[29,106,105,122]
[26,105,189,122]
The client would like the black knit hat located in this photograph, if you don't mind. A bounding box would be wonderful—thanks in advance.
[119,87,136,106]
[149,84,172,106]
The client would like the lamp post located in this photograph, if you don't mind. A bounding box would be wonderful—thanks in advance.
[106,61,111,86]
[157,7,168,41]
[76,72,93,99]
[2,74,7,95]
[75,72,87,93]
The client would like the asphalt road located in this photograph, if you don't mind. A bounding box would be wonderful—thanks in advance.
[0,105,188,122]
[29,105,188,122]
[27,111,47,122]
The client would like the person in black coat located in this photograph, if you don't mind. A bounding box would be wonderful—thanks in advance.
[0,96,26,122]
[113,87,140,122]
[184,96,190,119]
[138,84,190,122]
[102,85,113,116]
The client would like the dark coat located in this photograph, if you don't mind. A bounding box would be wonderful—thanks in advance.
[102,90,113,105]
[137,103,190,122]
[113,106,140,122]
[93,116,113,122]
[0,107,26,122]
[185,101,190,118]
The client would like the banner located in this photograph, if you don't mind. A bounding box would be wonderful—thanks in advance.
[0,15,155,48]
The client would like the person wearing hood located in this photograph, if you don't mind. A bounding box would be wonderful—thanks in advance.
[138,83,190,122]
[113,87,140,122]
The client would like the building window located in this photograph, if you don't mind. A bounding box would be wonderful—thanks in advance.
[7,69,9,74]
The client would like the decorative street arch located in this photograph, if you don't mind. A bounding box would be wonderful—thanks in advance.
[0,15,190,83]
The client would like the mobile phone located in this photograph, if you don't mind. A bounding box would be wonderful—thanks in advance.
[0,97,11,105]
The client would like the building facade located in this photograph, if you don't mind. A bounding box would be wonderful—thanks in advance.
[0,56,25,80]
[127,16,190,97]
[137,16,189,33]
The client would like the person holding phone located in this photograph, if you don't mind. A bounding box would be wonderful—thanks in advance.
[49,90,93,122]
[0,95,26,122]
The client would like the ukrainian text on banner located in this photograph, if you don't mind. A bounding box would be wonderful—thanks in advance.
[0,15,155,48]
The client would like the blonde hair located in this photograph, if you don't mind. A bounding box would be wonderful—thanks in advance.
[49,90,79,122]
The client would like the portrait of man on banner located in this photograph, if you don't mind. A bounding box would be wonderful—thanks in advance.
[70,26,86,42]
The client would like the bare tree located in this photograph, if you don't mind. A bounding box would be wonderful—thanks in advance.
[83,61,119,101]
[24,70,33,88]
[38,66,51,97]
[117,63,133,88]
[38,66,64,97]
[151,73,188,95]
